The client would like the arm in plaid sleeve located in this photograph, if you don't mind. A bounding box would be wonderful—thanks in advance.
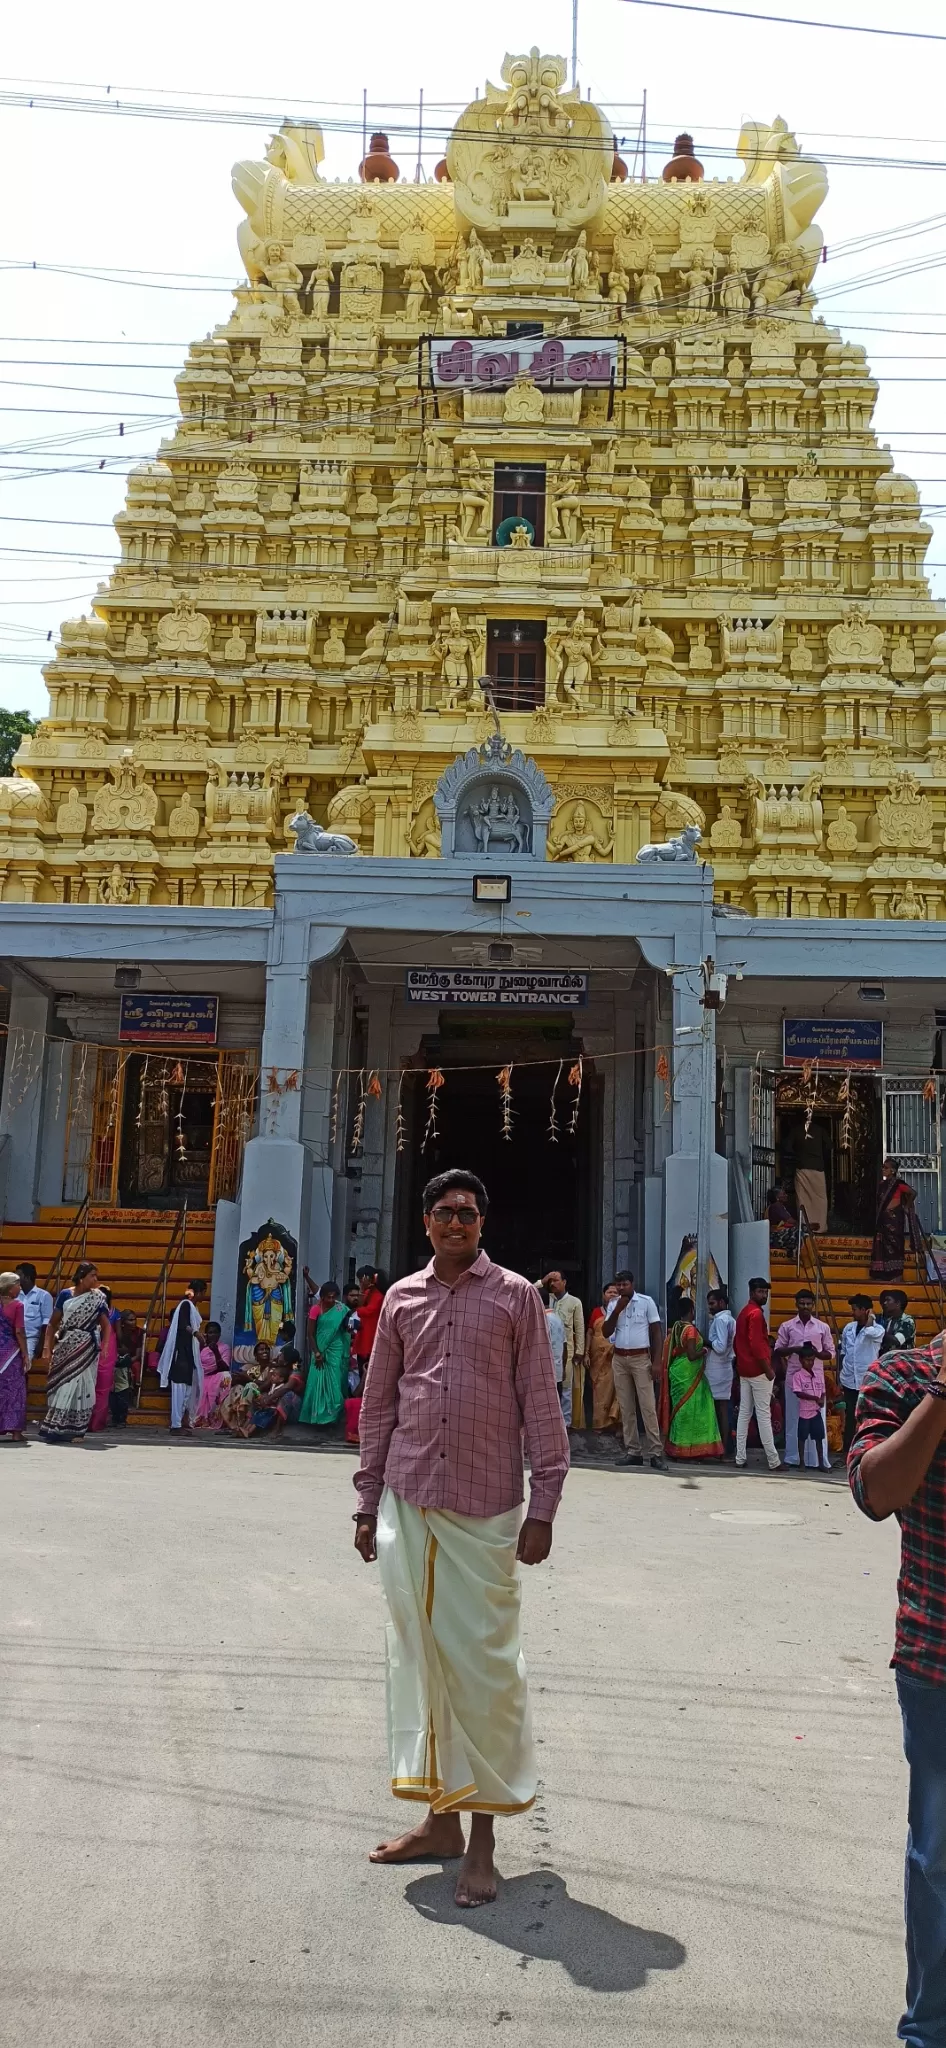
[513,1282,570,1523]
[353,1295,403,1517]
[849,1348,946,1522]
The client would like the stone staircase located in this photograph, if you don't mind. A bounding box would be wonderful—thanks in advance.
[0,1207,215,1428]
[770,1235,943,1347]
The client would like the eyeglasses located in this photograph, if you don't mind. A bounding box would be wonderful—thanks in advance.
[429,1206,480,1226]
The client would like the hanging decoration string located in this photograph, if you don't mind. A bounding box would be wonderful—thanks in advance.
[496,1064,514,1141]
[568,1056,584,1135]
[656,1047,671,1114]
[349,1067,368,1156]
[422,1067,445,1150]
[548,1058,564,1143]
[395,1069,408,1153]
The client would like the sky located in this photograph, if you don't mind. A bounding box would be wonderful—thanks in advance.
[0,0,944,715]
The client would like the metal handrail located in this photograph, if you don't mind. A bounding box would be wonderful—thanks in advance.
[44,1193,90,1298]
[136,1204,189,1409]
[912,1224,946,1337]
[794,1206,843,1351]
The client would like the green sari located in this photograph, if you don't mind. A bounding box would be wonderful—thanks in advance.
[661,1319,723,1462]
[300,1304,350,1427]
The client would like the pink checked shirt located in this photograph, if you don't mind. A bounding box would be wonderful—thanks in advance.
[355,1251,570,1523]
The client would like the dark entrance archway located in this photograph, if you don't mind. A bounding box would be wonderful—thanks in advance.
[391,1016,601,1298]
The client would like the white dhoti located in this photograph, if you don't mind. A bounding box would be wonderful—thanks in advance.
[170,1377,201,1429]
[376,1486,537,1816]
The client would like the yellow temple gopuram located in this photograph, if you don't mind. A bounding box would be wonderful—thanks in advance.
[11,49,946,920]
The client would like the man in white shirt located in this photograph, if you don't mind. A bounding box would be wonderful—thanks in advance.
[839,1292,884,1453]
[541,1271,586,1432]
[602,1270,665,1469]
[704,1285,737,1456]
[537,1287,567,1397]
[16,1262,52,1362]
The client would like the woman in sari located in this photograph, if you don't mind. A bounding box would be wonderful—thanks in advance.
[193,1321,232,1430]
[870,1157,920,1282]
[300,1282,350,1429]
[89,1289,118,1432]
[0,1271,30,1442]
[659,1298,723,1462]
[586,1284,621,1433]
[39,1263,110,1444]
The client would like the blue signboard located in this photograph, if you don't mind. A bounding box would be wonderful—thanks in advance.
[782,1018,883,1070]
[119,994,219,1046]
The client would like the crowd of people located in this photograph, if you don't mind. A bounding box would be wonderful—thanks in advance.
[0,1241,921,1473]
[535,1267,920,1472]
[0,1258,389,1448]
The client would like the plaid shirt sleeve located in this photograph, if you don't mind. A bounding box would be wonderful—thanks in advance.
[848,1350,911,1523]
[353,1294,403,1517]
[512,1281,570,1522]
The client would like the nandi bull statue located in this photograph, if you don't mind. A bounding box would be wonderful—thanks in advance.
[635,822,702,864]
[289,810,359,856]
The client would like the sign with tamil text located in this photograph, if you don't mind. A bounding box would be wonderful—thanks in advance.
[119,994,219,1045]
[782,1017,883,1070]
[406,968,588,1009]
[430,336,620,390]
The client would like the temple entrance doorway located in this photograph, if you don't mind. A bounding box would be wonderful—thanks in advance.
[773,1071,881,1234]
[391,1016,601,1298]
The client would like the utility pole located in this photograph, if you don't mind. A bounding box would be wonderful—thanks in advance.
[571,0,579,89]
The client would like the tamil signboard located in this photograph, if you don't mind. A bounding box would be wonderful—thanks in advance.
[119,994,220,1045]
[782,1018,884,1069]
[406,968,588,1009]
[430,335,620,390]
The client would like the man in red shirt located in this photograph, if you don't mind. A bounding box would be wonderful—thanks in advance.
[353,1266,384,1376]
[733,1276,780,1470]
[354,1167,568,1909]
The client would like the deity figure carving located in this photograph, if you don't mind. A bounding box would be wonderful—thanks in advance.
[56,785,88,839]
[401,262,430,322]
[323,618,348,664]
[826,806,858,854]
[260,241,304,318]
[752,241,807,311]
[99,865,135,906]
[547,610,601,706]
[457,230,485,292]
[890,880,926,921]
[547,457,582,543]
[564,232,591,292]
[309,258,332,322]
[509,238,547,283]
[125,624,149,660]
[683,256,716,322]
[719,267,749,316]
[457,454,491,540]
[435,609,479,708]
[548,800,613,862]
[465,786,528,854]
[638,618,678,669]
[409,804,442,858]
[607,263,630,310]
[634,268,663,327]
[339,246,384,323]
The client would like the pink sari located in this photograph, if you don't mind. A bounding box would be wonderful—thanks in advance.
[89,1319,118,1431]
[194,1343,232,1430]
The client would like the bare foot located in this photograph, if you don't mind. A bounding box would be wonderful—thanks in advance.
[454,1825,497,1908]
[369,1811,465,1864]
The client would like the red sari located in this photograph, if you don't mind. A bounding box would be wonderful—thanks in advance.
[870,1176,920,1281]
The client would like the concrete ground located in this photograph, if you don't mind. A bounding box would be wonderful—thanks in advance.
[0,1435,906,2048]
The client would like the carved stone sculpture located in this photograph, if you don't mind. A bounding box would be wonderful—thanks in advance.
[636,823,703,863]
[288,810,358,856]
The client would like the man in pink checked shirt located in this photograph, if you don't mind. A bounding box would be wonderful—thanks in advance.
[353,1166,569,1910]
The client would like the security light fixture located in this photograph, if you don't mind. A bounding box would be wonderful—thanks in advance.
[473,874,511,903]
[858,981,886,1003]
[114,966,141,990]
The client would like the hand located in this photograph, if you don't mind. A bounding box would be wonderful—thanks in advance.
[516,1518,553,1566]
[354,1516,377,1563]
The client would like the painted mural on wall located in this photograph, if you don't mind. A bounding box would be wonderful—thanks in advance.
[235,1218,296,1347]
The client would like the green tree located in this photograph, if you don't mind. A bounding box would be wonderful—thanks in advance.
[0,709,37,776]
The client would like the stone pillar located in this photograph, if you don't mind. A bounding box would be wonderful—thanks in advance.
[237,919,344,1327]
[352,988,394,1275]
[36,1040,74,1209]
[0,972,54,1222]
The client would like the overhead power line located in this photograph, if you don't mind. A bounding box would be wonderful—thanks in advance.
[619,0,946,38]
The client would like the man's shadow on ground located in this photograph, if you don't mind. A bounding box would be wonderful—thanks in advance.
[404,1869,685,1992]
